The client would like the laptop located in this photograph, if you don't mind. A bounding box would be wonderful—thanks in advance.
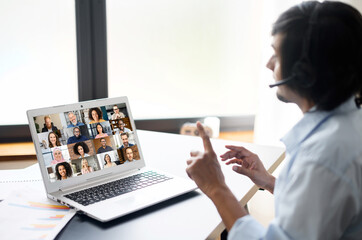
[27,96,197,222]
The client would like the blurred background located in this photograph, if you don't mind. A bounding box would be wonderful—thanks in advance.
[1,0,361,146]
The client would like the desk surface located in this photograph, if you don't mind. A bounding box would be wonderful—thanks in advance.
[56,130,285,240]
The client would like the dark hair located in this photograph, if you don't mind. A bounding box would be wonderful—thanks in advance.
[55,162,72,180]
[120,132,128,138]
[88,108,103,121]
[48,132,61,148]
[272,1,362,110]
[96,123,104,134]
[104,154,111,164]
[73,141,90,155]
[73,126,80,133]
[100,137,106,142]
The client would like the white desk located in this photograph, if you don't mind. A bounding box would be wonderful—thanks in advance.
[57,130,285,240]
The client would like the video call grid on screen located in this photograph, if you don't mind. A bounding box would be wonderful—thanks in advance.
[33,103,140,182]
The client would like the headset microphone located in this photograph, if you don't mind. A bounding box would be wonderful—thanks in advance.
[269,75,295,88]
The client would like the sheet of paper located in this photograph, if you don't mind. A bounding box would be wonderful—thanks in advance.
[0,163,43,200]
[0,184,76,240]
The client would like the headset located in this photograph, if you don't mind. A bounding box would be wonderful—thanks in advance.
[269,2,321,88]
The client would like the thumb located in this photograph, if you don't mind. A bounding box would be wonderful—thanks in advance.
[232,165,250,177]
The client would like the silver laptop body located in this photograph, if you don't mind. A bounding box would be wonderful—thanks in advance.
[27,96,196,222]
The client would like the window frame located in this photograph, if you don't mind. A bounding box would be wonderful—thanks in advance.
[0,0,254,143]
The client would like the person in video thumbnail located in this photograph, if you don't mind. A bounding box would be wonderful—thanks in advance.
[51,147,65,165]
[55,162,72,180]
[97,138,113,154]
[88,107,106,124]
[42,116,58,132]
[48,132,62,148]
[111,105,125,120]
[73,141,90,159]
[120,133,134,149]
[95,123,108,139]
[81,158,93,174]
[125,147,136,162]
[118,119,131,133]
[103,154,116,168]
[67,112,84,128]
[67,127,89,144]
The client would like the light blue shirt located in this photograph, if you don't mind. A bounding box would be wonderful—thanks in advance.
[229,97,362,240]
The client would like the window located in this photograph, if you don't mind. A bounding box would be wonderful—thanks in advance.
[107,0,262,119]
[0,0,77,125]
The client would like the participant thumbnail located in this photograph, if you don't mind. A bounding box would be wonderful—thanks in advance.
[68,140,95,160]
[118,132,136,150]
[105,103,128,120]
[63,125,90,144]
[109,118,133,134]
[70,156,101,176]
[88,122,112,139]
[34,114,62,133]
[93,136,115,154]
[46,160,73,182]
[97,150,119,169]
[37,130,64,150]
[82,107,109,124]
[54,161,73,181]
[118,145,140,164]
[46,146,70,166]
[59,111,85,128]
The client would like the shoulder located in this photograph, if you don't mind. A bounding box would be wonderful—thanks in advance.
[293,112,362,192]
[300,111,362,165]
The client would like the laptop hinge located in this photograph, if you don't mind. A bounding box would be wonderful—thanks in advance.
[58,168,140,193]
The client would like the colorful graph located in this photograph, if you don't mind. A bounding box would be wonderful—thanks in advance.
[38,215,65,221]
[8,201,69,211]
[22,224,56,231]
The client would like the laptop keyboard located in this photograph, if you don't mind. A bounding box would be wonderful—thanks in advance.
[64,171,172,206]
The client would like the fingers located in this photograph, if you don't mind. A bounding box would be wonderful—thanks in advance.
[220,151,240,161]
[225,158,251,168]
[231,165,250,176]
[224,158,243,165]
[186,159,193,165]
[196,121,214,153]
[220,145,253,160]
[190,150,201,157]
[220,150,249,161]
[225,145,253,156]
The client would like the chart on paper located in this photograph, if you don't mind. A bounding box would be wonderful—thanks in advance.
[0,186,76,240]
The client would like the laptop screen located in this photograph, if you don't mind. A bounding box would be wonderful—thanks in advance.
[32,103,140,182]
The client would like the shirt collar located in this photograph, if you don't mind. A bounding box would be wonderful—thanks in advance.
[281,97,358,154]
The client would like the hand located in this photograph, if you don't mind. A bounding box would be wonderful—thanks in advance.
[220,145,275,193]
[186,122,227,198]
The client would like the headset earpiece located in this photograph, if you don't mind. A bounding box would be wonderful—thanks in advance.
[292,58,316,88]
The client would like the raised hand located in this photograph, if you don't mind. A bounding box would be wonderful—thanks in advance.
[186,122,248,230]
[220,145,275,193]
[186,122,227,198]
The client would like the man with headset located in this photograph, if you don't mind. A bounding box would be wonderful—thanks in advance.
[186,1,362,239]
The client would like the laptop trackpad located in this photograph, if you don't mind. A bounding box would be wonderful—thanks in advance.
[115,194,154,208]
